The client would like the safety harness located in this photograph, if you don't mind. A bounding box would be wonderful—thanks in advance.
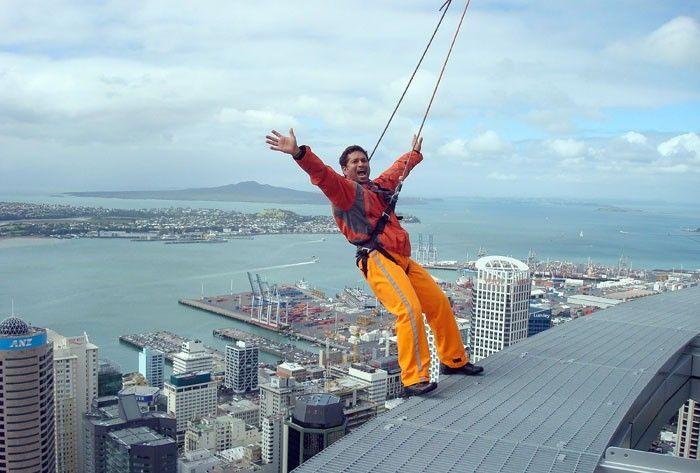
[355,181,404,277]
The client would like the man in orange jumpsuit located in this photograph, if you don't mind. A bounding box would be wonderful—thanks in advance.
[266,128,483,396]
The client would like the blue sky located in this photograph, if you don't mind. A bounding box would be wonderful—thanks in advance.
[0,1,698,202]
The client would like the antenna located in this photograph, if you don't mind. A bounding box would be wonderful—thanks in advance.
[201,282,205,300]
[11,298,15,316]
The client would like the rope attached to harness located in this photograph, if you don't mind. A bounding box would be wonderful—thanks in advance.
[358,0,473,268]
[367,0,454,162]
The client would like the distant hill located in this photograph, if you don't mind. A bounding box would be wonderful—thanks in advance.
[66,181,434,205]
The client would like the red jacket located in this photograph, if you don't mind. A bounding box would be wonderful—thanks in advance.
[295,146,422,256]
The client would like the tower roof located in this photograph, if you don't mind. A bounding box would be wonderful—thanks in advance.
[0,316,30,336]
[475,255,529,272]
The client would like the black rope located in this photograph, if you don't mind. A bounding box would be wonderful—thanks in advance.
[414,0,473,145]
[365,0,474,248]
[367,0,454,161]
[396,0,473,190]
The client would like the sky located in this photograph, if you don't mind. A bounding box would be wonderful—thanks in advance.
[1,0,699,202]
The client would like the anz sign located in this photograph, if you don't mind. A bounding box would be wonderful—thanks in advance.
[0,333,47,351]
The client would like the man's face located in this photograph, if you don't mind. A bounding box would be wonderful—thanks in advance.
[342,151,371,183]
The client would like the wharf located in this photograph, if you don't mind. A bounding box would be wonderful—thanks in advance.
[213,328,318,364]
[287,330,346,351]
[179,298,286,332]
[118,331,226,373]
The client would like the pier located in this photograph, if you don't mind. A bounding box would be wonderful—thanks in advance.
[119,328,323,369]
[212,328,318,364]
[118,331,226,373]
[178,297,286,331]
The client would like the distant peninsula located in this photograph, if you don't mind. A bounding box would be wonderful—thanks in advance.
[66,181,435,205]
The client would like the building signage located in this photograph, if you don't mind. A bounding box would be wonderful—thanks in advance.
[0,332,47,351]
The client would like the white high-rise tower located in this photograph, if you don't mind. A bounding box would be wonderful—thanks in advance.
[472,256,531,361]
[172,340,213,374]
[49,330,98,473]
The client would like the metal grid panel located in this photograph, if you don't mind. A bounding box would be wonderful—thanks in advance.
[295,287,700,473]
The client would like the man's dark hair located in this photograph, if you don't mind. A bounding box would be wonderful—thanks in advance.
[339,145,368,167]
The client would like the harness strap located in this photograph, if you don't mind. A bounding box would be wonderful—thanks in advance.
[356,246,400,278]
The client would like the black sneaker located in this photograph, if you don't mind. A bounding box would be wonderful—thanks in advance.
[402,381,437,398]
[440,362,484,376]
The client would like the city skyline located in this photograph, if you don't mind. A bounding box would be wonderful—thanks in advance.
[0,1,698,201]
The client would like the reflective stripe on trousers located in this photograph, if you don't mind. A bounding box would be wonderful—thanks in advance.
[362,250,468,386]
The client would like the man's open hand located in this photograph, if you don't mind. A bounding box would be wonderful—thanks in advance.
[266,129,300,156]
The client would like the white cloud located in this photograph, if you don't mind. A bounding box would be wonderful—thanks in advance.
[658,132,700,160]
[437,131,509,160]
[646,16,700,67]
[219,108,298,128]
[621,131,647,145]
[547,139,585,158]
[488,172,516,181]
[437,139,468,158]
[607,16,700,68]
[655,164,690,174]
[0,1,698,201]
[470,130,509,154]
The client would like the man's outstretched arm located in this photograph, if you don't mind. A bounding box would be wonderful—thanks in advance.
[374,134,424,192]
[265,128,356,210]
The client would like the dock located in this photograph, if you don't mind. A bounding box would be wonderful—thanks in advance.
[213,328,318,364]
[119,330,226,373]
[179,297,287,332]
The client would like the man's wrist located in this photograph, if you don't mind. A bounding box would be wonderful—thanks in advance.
[292,145,306,160]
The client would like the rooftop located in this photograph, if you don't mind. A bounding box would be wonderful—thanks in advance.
[475,255,529,272]
[297,286,700,473]
[108,426,173,448]
[0,316,30,336]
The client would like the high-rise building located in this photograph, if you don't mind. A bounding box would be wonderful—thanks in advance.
[138,346,164,389]
[676,399,699,459]
[369,356,403,399]
[282,394,347,473]
[219,398,260,427]
[527,304,553,337]
[472,256,531,361]
[49,330,99,473]
[184,414,259,453]
[84,394,176,473]
[164,371,217,446]
[276,361,309,381]
[0,316,55,473]
[348,363,388,407]
[98,359,123,396]
[259,376,306,467]
[172,340,213,375]
[323,377,380,430]
[104,426,177,472]
[225,341,259,393]
[177,449,228,472]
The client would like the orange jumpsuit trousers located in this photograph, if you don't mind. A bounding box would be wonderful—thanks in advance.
[361,249,469,386]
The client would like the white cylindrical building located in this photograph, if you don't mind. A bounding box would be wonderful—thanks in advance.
[472,256,531,361]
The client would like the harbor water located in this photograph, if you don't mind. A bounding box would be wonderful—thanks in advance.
[1,194,698,371]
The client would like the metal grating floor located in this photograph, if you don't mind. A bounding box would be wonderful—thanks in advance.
[295,286,700,472]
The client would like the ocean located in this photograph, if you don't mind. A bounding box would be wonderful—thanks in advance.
[1,194,698,371]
